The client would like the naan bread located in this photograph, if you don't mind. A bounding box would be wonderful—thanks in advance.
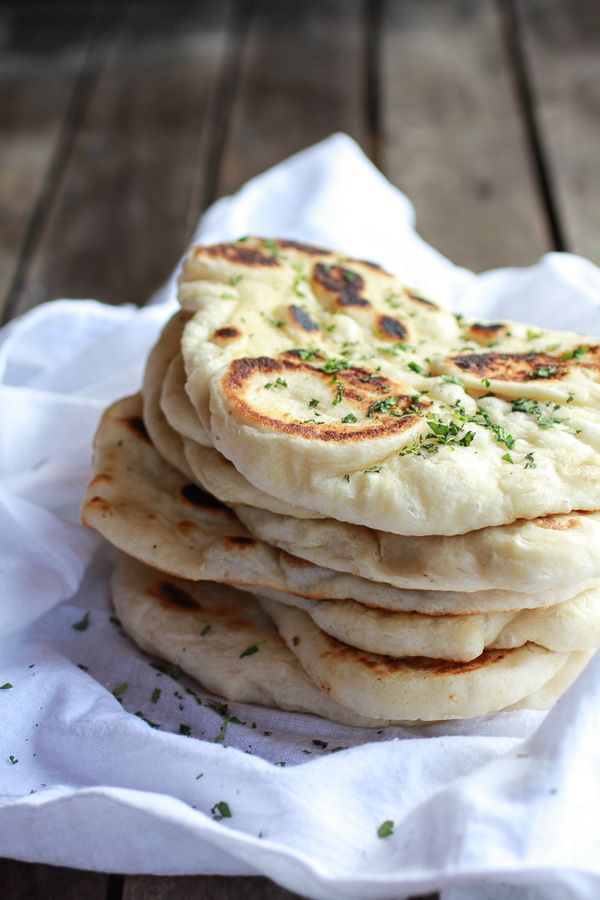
[81,395,586,615]
[265,588,600,661]
[142,311,197,479]
[113,556,590,724]
[161,352,211,445]
[179,238,600,535]
[235,503,600,596]
[112,555,392,727]
[259,598,576,721]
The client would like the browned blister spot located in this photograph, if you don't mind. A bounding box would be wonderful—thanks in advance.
[287,304,320,333]
[177,520,198,536]
[320,631,510,677]
[147,581,198,611]
[311,263,371,309]
[194,242,280,267]
[466,322,510,345]
[223,356,426,441]
[292,636,301,646]
[224,535,256,548]
[277,239,332,255]
[280,551,315,569]
[534,514,581,531]
[86,496,112,515]
[377,314,409,343]
[89,473,113,486]
[449,352,570,382]
[213,326,242,342]
[180,483,228,511]
[120,416,151,442]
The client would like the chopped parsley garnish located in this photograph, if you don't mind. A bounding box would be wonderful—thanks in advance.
[407,361,424,374]
[341,413,357,424]
[228,275,243,286]
[481,378,491,388]
[151,688,161,703]
[207,700,245,743]
[343,474,351,482]
[267,317,284,329]
[567,392,575,403]
[200,624,211,636]
[211,801,232,820]
[262,239,279,252]
[134,711,160,729]
[367,395,399,416]
[109,616,121,627]
[220,292,236,301]
[312,739,328,748]
[168,664,182,679]
[240,641,266,658]
[9,755,18,765]
[524,452,537,469]
[528,365,559,379]
[1,683,13,690]
[512,398,564,428]
[309,398,319,408]
[377,820,394,839]
[293,348,321,361]
[502,453,514,464]
[264,377,288,390]
[292,273,307,297]
[561,345,589,359]
[112,682,128,698]
[526,329,543,340]
[72,612,90,631]
[179,724,191,736]
[77,664,89,672]
[331,375,345,405]
[363,465,383,474]
[321,357,349,374]
[442,375,464,386]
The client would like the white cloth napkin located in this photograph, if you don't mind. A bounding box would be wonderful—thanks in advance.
[1,134,600,900]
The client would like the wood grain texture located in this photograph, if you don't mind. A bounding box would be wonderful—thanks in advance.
[516,0,600,262]
[0,3,98,313]
[9,0,233,316]
[124,874,300,899]
[380,0,549,271]
[0,857,107,900]
[216,0,369,198]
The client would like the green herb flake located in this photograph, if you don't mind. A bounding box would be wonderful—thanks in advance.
[293,348,321,361]
[502,453,514,464]
[407,361,423,374]
[196,773,204,779]
[267,317,285,329]
[168,664,182,679]
[179,724,191,737]
[220,292,236,301]
[341,413,357,424]
[151,688,161,704]
[363,465,383,474]
[524,452,537,469]
[377,820,394,839]
[134,711,160,729]
[109,616,121,627]
[1,683,13,690]
[528,365,559,380]
[312,739,328,749]
[72,612,90,631]
[481,378,491,388]
[112,682,128,698]
[526,329,543,340]
[77,664,89,672]
[200,624,211,637]
[343,474,351,483]
[240,641,266,659]
[561,345,589,359]
[512,398,564,428]
[211,801,232,820]
[228,275,243,287]
[442,375,464,386]
[262,239,279,252]
[9,755,18,765]
[308,398,319,408]
[263,377,288,390]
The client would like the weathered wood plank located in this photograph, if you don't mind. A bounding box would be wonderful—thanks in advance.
[0,3,99,318]
[123,874,300,899]
[516,0,600,263]
[10,0,233,317]
[0,857,108,900]
[381,0,550,271]
[216,0,368,198]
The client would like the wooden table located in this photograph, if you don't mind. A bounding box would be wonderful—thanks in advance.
[1,0,598,896]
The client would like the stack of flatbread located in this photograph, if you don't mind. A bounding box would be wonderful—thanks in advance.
[82,237,600,726]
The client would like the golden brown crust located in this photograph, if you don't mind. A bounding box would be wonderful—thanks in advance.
[221,356,428,442]
[193,243,281,267]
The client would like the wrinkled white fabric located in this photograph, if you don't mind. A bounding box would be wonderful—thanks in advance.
[1,134,600,900]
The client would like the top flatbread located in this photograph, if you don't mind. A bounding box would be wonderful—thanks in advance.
[178,237,600,535]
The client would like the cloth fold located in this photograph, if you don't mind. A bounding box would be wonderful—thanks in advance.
[1,133,600,899]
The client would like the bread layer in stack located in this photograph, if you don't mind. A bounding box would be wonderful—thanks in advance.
[82,238,600,725]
